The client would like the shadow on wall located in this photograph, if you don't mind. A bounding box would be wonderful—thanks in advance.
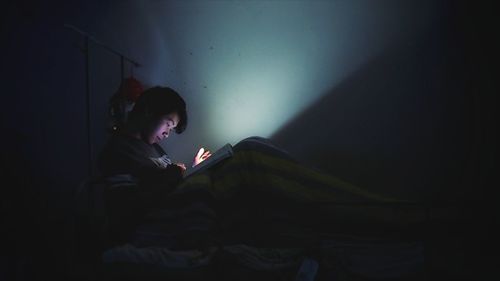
[271,31,474,202]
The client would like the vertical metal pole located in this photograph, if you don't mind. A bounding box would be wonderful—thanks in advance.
[120,55,125,81]
[63,24,142,177]
[84,36,93,176]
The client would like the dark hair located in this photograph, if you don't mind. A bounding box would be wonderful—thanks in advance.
[129,86,187,133]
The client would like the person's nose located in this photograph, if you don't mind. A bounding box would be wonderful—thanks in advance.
[164,125,175,137]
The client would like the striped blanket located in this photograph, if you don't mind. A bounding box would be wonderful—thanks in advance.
[101,137,427,279]
[121,137,426,249]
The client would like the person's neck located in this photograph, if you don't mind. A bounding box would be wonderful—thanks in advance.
[121,124,142,141]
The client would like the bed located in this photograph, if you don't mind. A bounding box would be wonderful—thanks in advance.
[74,137,432,280]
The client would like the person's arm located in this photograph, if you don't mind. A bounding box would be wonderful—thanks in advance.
[99,142,184,192]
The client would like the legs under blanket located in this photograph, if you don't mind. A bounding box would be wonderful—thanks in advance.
[174,137,425,233]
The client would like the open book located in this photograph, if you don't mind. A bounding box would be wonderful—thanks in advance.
[184,143,234,178]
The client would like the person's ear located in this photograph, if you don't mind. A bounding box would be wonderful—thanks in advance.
[143,106,152,120]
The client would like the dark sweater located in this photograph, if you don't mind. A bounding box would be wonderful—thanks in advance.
[98,132,184,245]
[99,132,183,188]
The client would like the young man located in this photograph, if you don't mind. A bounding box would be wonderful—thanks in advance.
[97,86,211,246]
[99,86,210,190]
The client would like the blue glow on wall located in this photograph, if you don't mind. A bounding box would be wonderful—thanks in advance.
[95,0,438,164]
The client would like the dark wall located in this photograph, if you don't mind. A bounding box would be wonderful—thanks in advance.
[1,1,496,280]
[1,1,120,280]
[272,1,496,203]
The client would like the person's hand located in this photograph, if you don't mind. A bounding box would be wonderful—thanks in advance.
[175,163,187,173]
[192,147,212,167]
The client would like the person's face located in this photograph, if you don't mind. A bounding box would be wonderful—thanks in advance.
[142,112,180,144]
